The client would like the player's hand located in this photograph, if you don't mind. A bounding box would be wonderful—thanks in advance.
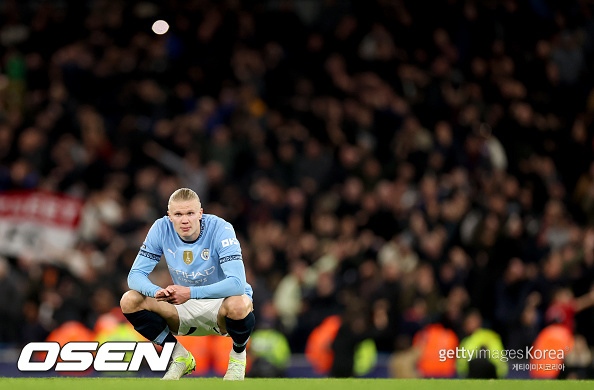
[157,284,191,305]
[155,288,171,300]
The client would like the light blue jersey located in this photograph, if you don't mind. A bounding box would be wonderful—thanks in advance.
[128,214,253,300]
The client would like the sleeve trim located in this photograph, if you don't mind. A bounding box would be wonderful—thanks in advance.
[220,255,242,264]
[139,249,161,262]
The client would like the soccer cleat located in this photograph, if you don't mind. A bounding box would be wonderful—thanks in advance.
[161,351,196,380]
[223,351,246,381]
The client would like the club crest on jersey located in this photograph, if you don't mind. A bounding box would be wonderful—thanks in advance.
[183,251,194,265]
[201,248,210,261]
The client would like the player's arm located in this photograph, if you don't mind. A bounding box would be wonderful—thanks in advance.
[127,221,164,298]
[189,224,247,299]
[160,261,247,304]
[188,259,247,299]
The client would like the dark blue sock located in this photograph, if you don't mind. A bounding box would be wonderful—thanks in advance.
[123,309,177,346]
[225,312,255,353]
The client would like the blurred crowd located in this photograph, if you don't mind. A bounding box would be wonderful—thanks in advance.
[1,0,594,377]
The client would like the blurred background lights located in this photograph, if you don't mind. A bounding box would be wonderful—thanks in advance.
[152,20,169,35]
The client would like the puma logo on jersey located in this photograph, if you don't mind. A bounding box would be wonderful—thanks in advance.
[167,248,176,258]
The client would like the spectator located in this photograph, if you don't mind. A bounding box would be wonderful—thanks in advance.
[1,0,594,379]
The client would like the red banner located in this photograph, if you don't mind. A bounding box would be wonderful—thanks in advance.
[0,190,83,259]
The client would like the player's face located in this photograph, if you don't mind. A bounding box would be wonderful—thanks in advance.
[168,199,203,241]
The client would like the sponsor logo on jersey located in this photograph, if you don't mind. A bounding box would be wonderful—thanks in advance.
[183,251,193,265]
[221,238,239,247]
[201,248,210,261]
[168,265,215,279]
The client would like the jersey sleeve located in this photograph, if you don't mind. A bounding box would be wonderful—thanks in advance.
[189,221,247,299]
[127,219,165,298]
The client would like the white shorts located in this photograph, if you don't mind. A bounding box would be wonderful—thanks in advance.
[174,298,228,337]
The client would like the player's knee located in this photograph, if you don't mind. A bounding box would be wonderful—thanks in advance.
[224,296,251,320]
[120,290,145,313]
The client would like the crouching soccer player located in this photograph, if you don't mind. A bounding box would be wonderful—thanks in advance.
[120,188,255,380]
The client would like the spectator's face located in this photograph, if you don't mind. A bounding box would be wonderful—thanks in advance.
[168,199,203,241]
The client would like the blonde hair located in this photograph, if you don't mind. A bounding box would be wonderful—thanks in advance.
[168,188,200,210]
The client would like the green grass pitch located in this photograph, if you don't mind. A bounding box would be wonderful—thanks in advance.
[1,378,594,390]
